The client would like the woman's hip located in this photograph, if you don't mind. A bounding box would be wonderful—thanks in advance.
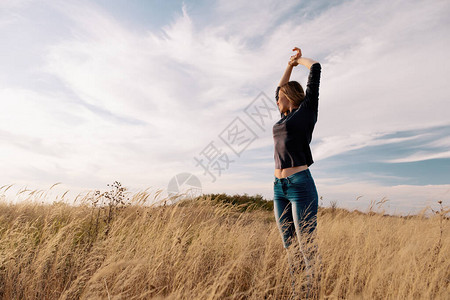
[274,169,317,201]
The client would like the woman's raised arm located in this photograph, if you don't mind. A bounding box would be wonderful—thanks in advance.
[278,47,319,87]
[277,47,300,87]
[289,47,318,70]
[278,64,294,87]
[295,57,319,70]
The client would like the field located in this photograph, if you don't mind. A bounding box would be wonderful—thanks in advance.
[0,187,448,299]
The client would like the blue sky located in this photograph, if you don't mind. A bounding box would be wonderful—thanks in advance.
[0,0,449,215]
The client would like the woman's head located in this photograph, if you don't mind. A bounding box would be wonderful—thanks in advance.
[277,81,305,115]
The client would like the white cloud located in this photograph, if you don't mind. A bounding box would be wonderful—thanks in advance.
[384,150,450,163]
[42,0,450,161]
[314,1,450,136]
[1,0,449,215]
[314,180,450,216]
[313,132,432,161]
[422,136,450,149]
[213,0,300,39]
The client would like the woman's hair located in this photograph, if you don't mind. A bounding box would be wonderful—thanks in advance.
[280,81,305,106]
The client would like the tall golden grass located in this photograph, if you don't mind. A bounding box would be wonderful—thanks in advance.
[0,188,448,299]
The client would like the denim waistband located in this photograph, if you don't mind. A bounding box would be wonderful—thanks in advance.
[274,168,310,184]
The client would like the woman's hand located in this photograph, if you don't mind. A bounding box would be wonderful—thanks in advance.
[288,47,302,67]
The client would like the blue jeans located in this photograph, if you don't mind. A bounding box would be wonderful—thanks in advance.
[274,169,320,296]
[273,168,318,249]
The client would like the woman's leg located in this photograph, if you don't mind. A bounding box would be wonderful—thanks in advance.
[274,177,299,298]
[291,197,318,269]
[273,177,296,249]
[286,169,319,298]
[287,170,318,263]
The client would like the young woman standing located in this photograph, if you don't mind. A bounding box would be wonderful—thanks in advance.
[272,47,321,298]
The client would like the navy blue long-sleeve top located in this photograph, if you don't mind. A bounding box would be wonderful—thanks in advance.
[273,62,321,169]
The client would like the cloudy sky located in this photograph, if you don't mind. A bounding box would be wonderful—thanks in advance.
[1,0,449,215]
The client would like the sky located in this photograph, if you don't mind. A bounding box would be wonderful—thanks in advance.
[0,0,449,215]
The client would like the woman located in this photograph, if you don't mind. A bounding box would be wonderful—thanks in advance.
[272,47,321,297]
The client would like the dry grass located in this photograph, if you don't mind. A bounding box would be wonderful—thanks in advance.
[0,189,448,299]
